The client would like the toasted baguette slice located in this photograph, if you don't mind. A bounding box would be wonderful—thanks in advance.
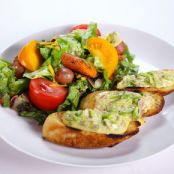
[116,70,174,96]
[141,92,164,117]
[42,91,164,148]
[124,86,174,96]
[42,112,140,148]
[80,91,164,117]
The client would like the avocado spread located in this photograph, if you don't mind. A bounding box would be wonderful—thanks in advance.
[62,109,132,135]
[117,70,174,89]
[62,91,153,135]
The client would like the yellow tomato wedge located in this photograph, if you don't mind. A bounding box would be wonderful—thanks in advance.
[18,40,42,71]
[87,37,118,79]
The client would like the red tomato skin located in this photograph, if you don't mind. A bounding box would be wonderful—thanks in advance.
[29,78,68,111]
[116,42,126,55]
[70,24,101,36]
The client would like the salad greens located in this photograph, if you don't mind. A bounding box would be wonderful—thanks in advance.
[58,77,89,111]
[38,41,62,70]
[12,94,50,124]
[56,36,83,57]
[23,65,53,80]
[0,59,28,107]
[0,23,139,124]
[87,56,104,72]
[100,71,112,90]
[114,50,139,82]
[38,23,97,71]
[106,32,122,47]
[67,23,97,48]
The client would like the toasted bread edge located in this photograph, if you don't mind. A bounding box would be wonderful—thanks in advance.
[42,113,140,148]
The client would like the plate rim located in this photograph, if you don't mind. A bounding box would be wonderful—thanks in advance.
[1,23,174,55]
[0,23,174,167]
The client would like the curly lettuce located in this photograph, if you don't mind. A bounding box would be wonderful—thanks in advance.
[38,41,62,70]
[38,23,98,71]
[23,65,53,80]
[114,50,139,82]
[0,59,29,107]
[68,23,97,47]
[58,77,89,111]
[13,94,50,124]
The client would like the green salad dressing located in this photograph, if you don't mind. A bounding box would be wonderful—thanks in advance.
[62,109,132,135]
[61,91,153,135]
[93,91,142,119]
[117,70,174,89]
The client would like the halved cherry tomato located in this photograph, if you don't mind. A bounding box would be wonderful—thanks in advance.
[115,42,127,60]
[70,24,101,36]
[29,78,68,110]
[116,41,126,55]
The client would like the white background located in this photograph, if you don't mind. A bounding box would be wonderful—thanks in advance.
[0,0,174,173]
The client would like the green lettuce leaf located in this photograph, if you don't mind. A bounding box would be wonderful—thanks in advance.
[56,36,83,57]
[114,50,139,82]
[14,94,50,125]
[23,65,53,80]
[38,41,62,70]
[106,32,122,47]
[68,23,97,48]
[0,58,29,107]
[58,77,89,111]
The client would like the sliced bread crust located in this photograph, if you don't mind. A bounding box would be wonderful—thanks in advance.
[42,112,140,148]
[42,91,164,148]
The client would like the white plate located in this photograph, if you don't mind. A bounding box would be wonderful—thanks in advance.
[0,24,174,167]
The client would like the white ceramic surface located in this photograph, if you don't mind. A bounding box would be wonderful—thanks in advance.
[0,24,174,167]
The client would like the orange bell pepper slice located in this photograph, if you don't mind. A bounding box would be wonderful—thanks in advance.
[18,40,42,71]
[87,37,118,79]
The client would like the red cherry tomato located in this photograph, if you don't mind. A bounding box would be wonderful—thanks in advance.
[70,24,101,36]
[116,42,126,55]
[115,42,127,60]
[29,78,68,111]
